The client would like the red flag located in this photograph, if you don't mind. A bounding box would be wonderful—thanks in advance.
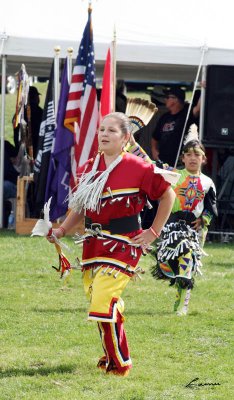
[64,7,98,189]
[100,47,113,120]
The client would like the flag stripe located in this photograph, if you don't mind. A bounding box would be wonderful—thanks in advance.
[66,99,81,110]
[77,89,98,166]
[70,82,83,93]
[64,6,98,190]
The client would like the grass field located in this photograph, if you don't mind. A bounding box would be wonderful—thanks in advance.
[0,79,233,398]
[0,230,233,400]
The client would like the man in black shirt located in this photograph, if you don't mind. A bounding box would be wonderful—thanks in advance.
[151,87,194,167]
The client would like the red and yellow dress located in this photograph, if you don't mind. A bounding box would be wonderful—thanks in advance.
[74,151,170,374]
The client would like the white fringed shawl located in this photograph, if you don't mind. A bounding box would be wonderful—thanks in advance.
[70,153,123,214]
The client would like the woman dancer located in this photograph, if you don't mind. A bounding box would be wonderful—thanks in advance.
[47,112,177,376]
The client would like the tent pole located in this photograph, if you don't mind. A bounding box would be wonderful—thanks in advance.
[112,25,116,111]
[199,65,207,142]
[0,54,6,228]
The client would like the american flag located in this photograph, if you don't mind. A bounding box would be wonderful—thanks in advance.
[64,6,98,190]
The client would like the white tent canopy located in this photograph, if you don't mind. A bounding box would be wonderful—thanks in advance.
[3,35,234,83]
[1,0,234,82]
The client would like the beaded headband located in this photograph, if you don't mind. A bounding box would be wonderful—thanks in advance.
[182,146,205,156]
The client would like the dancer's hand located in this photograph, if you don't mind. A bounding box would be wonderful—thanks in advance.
[191,218,202,231]
[131,228,158,248]
[46,227,65,243]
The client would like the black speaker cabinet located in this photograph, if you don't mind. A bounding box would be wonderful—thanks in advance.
[203,65,234,146]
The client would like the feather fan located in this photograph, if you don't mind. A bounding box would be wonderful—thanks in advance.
[126,98,158,134]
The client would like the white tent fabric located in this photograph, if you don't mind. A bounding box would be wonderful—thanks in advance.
[1,0,234,81]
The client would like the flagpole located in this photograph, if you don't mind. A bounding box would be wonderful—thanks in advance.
[54,46,61,119]
[174,46,207,168]
[67,47,74,85]
[112,25,117,112]
[64,0,99,172]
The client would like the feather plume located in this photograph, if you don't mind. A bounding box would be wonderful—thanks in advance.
[126,98,158,134]
[31,197,52,236]
[31,197,71,253]
[183,123,199,146]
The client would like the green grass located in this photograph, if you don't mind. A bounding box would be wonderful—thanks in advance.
[0,230,233,399]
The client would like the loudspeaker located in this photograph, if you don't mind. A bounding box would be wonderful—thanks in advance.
[203,65,234,146]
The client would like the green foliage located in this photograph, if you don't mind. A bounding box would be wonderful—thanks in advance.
[0,231,233,399]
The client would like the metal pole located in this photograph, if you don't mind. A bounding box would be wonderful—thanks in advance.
[0,54,6,228]
[174,45,207,168]
[199,65,207,141]
[54,46,61,120]
[112,25,116,112]
[67,47,74,85]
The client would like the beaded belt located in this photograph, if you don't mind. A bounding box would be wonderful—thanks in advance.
[85,214,141,235]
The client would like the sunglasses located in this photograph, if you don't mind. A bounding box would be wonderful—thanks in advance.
[165,95,177,99]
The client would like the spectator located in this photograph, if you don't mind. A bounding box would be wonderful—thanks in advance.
[133,86,168,228]
[13,86,43,160]
[151,87,195,166]
[3,141,20,227]
[115,79,127,113]
[134,85,167,159]
[192,81,206,127]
